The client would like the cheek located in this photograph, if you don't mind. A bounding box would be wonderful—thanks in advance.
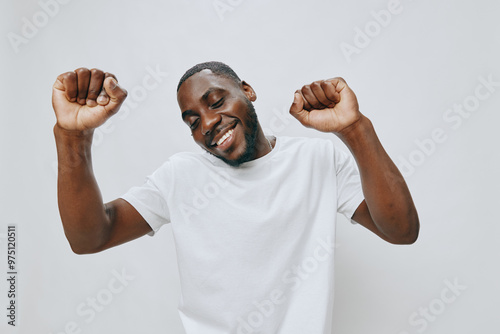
[191,132,205,146]
[228,100,251,121]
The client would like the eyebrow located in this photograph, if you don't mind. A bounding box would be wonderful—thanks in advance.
[201,87,225,101]
[181,109,196,121]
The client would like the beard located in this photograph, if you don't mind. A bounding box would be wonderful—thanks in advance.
[212,99,260,167]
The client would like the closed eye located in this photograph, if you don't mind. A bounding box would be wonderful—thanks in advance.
[190,118,200,130]
[211,98,224,109]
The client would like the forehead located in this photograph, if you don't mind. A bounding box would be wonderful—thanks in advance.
[177,69,239,108]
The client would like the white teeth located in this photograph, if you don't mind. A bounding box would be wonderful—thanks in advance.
[216,129,234,146]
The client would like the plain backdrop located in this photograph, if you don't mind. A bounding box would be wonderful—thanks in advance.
[1,0,499,333]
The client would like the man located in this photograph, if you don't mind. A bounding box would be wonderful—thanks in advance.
[52,61,419,333]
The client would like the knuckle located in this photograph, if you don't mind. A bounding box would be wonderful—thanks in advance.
[75,67,89,74]
[62,71,76,80]
[90,68,103,76]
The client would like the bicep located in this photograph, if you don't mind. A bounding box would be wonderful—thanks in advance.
[94,198,153,252]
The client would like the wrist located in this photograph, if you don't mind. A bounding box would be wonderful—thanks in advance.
[53,123,95,160]
[53,123,94,140]
[336,114,373,145]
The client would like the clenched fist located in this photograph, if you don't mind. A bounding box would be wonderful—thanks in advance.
[289,77,361,133]
[52,68,128,131]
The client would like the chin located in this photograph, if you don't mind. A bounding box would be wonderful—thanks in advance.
[209,143,252,167]
[210,127,258,167]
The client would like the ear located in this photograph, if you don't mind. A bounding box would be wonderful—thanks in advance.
[241,81,256,102]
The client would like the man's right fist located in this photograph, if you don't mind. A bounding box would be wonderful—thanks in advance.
[52,68,128,131]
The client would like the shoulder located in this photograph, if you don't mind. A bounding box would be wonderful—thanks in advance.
[277,135,353,171]
[156,151,216,170]
[277,135,335,155]
[146,151,215,185]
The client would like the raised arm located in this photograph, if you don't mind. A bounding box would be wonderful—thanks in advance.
[53,68,152,254]
[289,78,419,244]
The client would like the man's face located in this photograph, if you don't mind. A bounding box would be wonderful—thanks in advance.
[177,69,260,166]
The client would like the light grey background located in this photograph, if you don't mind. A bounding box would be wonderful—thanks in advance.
[1,0,499,333]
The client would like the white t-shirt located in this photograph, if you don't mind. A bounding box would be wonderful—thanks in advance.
[121,136,364,334]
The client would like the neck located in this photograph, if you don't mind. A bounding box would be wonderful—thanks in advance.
[252,126,273,160]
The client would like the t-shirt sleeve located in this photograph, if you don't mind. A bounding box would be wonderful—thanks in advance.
[334,146,365,222]
[120,161,172,236]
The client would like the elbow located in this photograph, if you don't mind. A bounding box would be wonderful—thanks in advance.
[69,243,101,255]
[391,232,418,245]
[71,248,88,255]
[388,214,420,245]
[63,222,110,255]
[66,234,107,255]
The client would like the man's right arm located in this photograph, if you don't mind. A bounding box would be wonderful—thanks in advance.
[53,68,152,254]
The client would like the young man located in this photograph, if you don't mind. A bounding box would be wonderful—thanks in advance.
[53,61,419,333]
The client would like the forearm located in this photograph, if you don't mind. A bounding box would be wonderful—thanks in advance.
[337,114,419,242]
[54,124,111,254]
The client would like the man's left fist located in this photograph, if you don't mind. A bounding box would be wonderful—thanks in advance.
[289,77,361,133]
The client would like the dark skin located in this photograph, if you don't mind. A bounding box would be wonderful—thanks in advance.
[178,69,273,164]
[53,68,151,254]
[52,68,418,254]
[290,78,419,244]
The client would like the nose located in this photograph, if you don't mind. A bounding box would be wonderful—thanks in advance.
[200,111,221,136]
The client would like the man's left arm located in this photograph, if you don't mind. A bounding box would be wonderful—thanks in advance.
[290,78,419,245]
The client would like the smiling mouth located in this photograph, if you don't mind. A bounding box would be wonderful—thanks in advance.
[216,129,234,146]
[210,122,237,147]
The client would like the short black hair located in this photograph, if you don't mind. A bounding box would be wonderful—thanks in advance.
[177,61,241,92]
